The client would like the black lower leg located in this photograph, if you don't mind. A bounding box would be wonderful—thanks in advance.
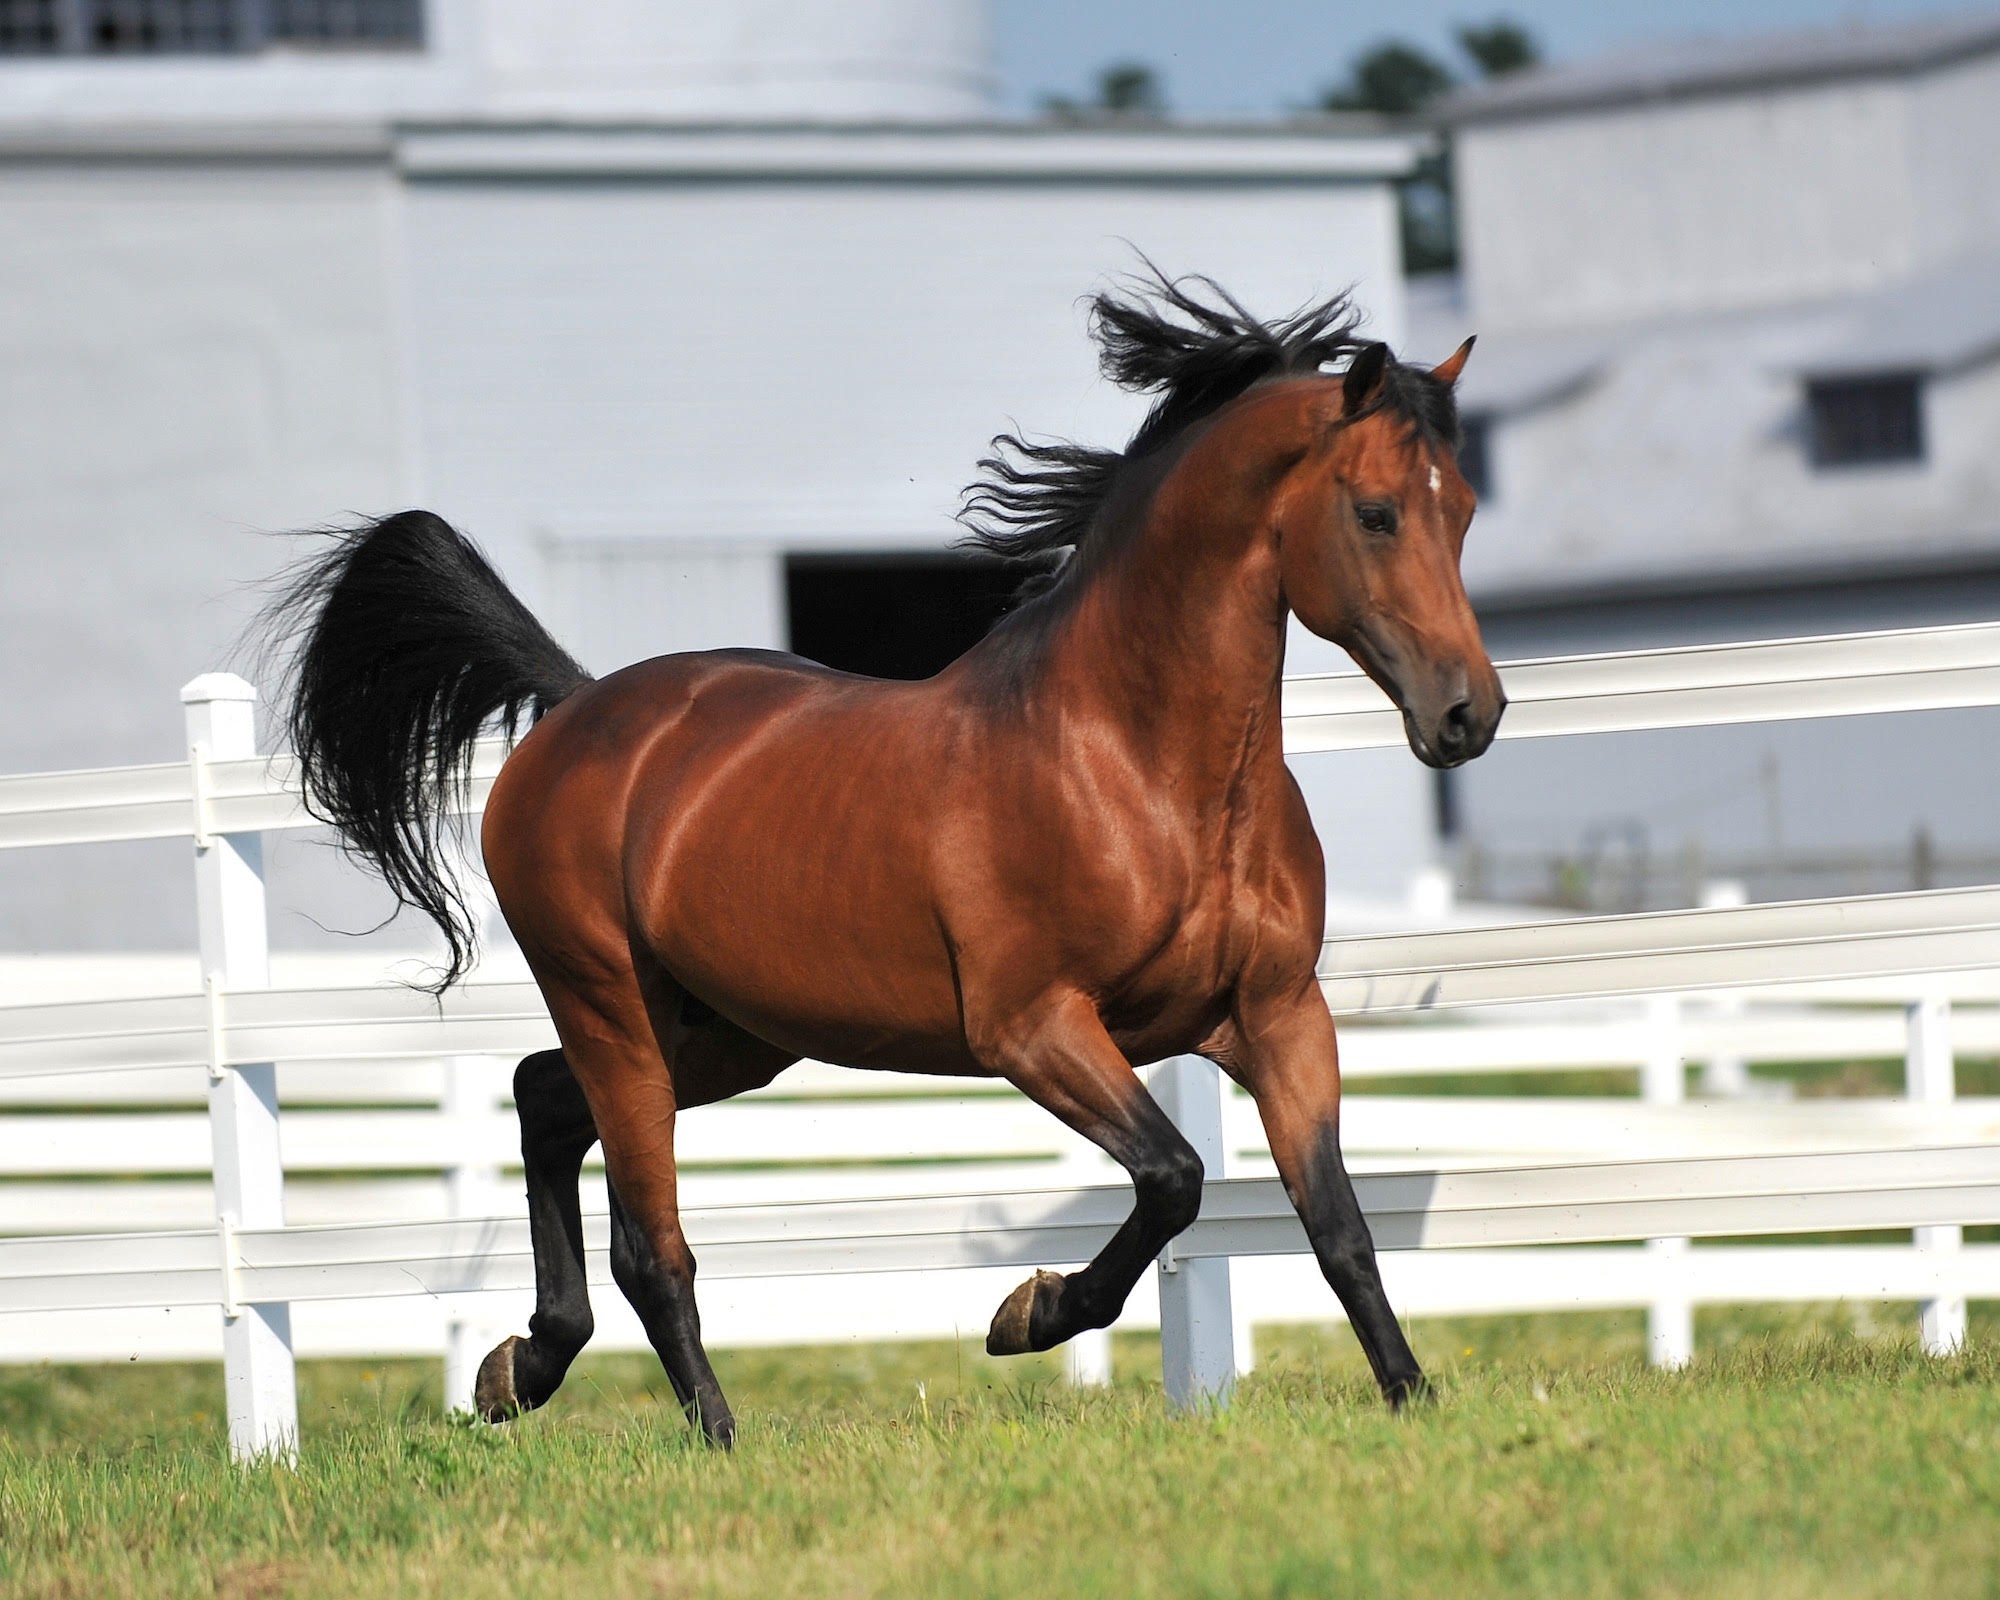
[990,1095,1205,1355]
[479,1050,598,1416]
[607,1187,737,1447]
[1301,1123,1427,1406]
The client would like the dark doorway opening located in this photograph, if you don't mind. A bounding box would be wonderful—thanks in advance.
[786,553,1021,680]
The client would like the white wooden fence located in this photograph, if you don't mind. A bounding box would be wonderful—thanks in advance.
[4,621,2000,1459]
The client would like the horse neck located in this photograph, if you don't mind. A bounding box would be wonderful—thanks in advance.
[1046,432,1295,797]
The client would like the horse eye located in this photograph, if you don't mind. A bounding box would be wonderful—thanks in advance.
[1356,502,1398,536]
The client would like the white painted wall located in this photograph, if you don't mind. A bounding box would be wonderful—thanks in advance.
[0,115,1433,947]
[475,0,992,120]
[397,142,1432,898]
[542,537,787,675]
[398,159,1408,598]
[1908,52,2000,270]
[1443,300,2000,600]
[0,151,415,949]
[0,158,411,763]
[1435,44,2000,894]
[1457,594,2000,904]
[1457,79,1918,333]
[0,0,991,125]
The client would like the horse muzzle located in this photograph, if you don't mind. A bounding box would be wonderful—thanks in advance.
[1401,675,1505,769]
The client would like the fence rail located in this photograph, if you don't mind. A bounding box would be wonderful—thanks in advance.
[1,621,1998,1459]
[6,886,1999,1081]
[7,620,2000,853]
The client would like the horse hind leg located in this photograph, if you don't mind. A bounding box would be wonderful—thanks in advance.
[593,990,799,1444]
[512,959,744,1444]
[474,990,796,1433]
[474,1048,599,1421]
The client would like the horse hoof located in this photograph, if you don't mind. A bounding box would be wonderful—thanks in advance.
[473,1334,527,1423]
[986,1269,1065,1356]
[1385,1373,1434,1412]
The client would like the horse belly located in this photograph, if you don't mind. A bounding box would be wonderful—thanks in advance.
[628,715,973,1073]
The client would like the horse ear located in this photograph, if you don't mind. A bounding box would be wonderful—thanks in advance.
[1342,342,1390,414]
[1431,335,1476,388]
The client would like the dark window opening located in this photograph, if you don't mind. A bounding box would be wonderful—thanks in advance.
[1457,413,1493,500]
[1806,374,1924,468]
[787,553,1021,681]
[266,0,421,45]
[0,0,421,54]
[0,0,60,51]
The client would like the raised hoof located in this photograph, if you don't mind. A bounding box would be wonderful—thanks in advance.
[472,1334,528,1423]
[986,1269,1065,1356]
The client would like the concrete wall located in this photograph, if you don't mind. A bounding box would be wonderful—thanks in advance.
[1909,53,2000,269]
[0,148,413,949]
[474,0,993,120]
[0,0,992,124]
[0,121,1436,953]
[398,170,1407,609]
[1428,293,2000,599]
[1454,578,2000,907]
[399,151,1435,901]
[1457,78,1918,333]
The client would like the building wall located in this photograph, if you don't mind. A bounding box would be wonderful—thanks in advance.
[1457,78,1917,333]
[474,0,993,120]
[1441,46,2000,903]
[0,148,413,949]
[1455,579,2000,908]
[399,156,1437,901]
[1457,321,2000,597]
[0,123,1437,949]
[0,0,992,125]
[1908,52,2000,269]
[398,170,1407,616]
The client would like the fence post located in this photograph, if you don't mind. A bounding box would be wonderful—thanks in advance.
[183,674,298,1462]
[1697,881,1751,1097]
[1906,995,1966,1355]
[1064,1326,1113,1388]
[1152,1054,1235,1408]
[1642,994,1693,1369]
[442,1054,509,1412]
[1053,1128,1117,1386]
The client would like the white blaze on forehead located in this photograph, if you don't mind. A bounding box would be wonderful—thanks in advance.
[1428,464,1442,494]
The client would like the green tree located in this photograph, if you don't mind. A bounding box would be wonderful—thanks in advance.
[1323,41,1457,116]
[1457,19,1538,79]
[1098,62,1162,114]
[1319,19,1540,275]
[1043,60,1164,121]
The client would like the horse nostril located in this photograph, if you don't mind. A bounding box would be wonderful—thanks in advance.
[1440,699,1475,749]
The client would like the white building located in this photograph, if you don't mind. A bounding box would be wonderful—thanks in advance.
[0,0,1426,952]
[1417,13,2000,908]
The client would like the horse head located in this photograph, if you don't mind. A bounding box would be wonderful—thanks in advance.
[1276,336,1505,768]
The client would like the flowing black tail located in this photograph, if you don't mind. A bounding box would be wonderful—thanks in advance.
[259,511,591,990]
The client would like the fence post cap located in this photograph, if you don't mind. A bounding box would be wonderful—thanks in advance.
[181,673,258,706]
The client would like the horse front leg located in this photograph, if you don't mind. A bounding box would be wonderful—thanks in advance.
[982,990,1207,1356]
[1228,985,1427,1408]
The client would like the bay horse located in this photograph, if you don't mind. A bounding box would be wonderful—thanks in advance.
[264,275,1501,1446]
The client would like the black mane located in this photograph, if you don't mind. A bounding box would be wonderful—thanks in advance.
[957,271,1459,595]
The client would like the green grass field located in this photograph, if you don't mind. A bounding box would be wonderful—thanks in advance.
[4,1307,1999,1598]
